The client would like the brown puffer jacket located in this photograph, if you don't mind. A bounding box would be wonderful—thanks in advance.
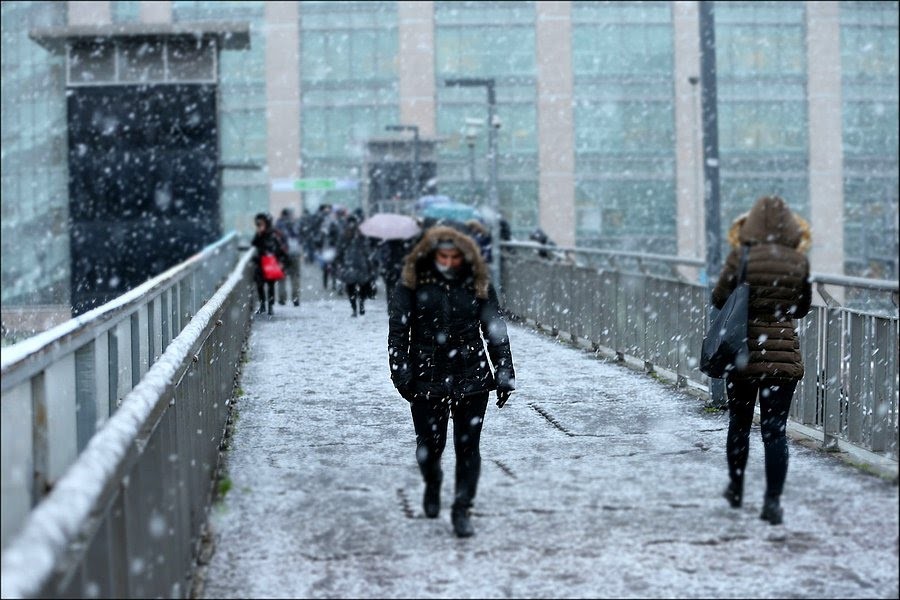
[711,196,813,381]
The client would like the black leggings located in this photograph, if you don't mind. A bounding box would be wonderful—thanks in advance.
[410,392,489,510]
[725,378,797,499]
[256,279,275,306]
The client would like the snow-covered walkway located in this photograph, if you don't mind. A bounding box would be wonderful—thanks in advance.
[199,264,898,599]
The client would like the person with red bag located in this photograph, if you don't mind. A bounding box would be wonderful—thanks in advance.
[251,212,288,316]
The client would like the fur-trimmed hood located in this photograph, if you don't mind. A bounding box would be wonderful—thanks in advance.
[400,225,490,299]
[727,195,811,253]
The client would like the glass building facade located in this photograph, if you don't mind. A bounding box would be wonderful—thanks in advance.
[0,1,69,307]
[840,1,899,279]
[300,0,399,210]
[1,0,898,325]
[435,0,539,238]
[174,1,269,240]
[715,1,810,235]
[572,0,676,252]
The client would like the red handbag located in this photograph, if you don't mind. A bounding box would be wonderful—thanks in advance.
[260,254,285,281]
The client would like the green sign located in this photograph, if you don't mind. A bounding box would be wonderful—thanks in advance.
[271,178,359,192]
[293,178,337,191]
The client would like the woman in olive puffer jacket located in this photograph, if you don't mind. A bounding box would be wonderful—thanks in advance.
[711,195,812,526]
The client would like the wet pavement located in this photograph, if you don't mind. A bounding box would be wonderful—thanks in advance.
[197,262,899,599]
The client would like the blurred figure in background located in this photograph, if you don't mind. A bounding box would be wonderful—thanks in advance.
[379,237,414,307]
[335,215,378,317]
[464,219,492,263]
[251,212,288,316]
[274,208,302,306]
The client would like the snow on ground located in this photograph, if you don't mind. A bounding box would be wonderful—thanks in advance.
[199,265,899,599]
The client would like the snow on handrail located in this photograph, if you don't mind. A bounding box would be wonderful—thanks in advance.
[0,232,238,384]
[0,248,253,599]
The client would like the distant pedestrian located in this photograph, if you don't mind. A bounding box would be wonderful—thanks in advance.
[388,226,516,538]
[251,212,288,316]
[464,219,492,263]
[378,237,414,307]
[335,215,378,317]
[711,195,812,526]
[275,208,302,306]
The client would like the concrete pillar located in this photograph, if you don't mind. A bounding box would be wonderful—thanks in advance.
[672,1,704,278]
[140,1,171,24]
[535,1,575,246]
[265,1,302,217]
[806,1,845,282]
[67,1,111,26]
[397,1,436,137]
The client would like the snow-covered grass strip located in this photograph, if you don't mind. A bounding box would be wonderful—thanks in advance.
[0,249,253,599]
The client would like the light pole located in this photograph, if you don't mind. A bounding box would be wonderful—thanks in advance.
[463,117,482,203]
[445,77,501,293]
[385,124,420,200]
[699,1,725,408]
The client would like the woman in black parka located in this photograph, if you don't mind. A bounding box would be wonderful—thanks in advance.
[388,225,515,538]
[335,215,378,318]
[712,195,812,526]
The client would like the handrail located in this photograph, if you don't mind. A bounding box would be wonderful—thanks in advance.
[810,272,899,292]
[0,248,255,599]
[1,232,239,391]
[501,240,900,292]
[0,232,241,554]
[500,240,706,268]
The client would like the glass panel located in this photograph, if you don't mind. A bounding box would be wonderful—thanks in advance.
[119,39,165,83]
[168,38,216,82]
[69,40,116,84]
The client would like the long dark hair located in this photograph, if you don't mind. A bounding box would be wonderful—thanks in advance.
[254,212,273,230]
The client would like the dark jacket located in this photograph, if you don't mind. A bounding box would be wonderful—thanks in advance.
[251,227,288,266]
[336,228,378,285]
[388,226,515,400]
[711,196,813,381]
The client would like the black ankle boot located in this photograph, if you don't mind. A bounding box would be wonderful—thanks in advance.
[423,478,441,518]
[451,506,474,538]
[760,496,783,525]
[256,304,266,315]
[267,301,274,316]
[723,481,742,509]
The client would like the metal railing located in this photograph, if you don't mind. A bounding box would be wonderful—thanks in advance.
[0,238,255,598]
[500,241,899,461]
[0,233,240,550]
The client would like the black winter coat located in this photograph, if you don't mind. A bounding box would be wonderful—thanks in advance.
[388,226,515,401]
[251,229,288,281]
[336,230,378,285]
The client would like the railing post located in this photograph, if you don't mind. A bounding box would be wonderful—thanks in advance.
[822,307,844,450]
[1,382,33,548]
[871,318,897,453]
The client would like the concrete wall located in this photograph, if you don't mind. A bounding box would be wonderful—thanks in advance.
[398,1,436,138]
[265,1,302,217]
[806,1,845,284]
[535,1,575,247]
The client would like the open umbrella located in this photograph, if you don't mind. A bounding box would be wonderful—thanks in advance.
[359,213,421,240]
[414,194,453,211]
[421,201,480,222]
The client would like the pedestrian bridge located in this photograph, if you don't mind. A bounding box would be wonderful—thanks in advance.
[1,233,897,598]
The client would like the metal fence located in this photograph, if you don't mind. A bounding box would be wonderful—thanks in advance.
[1,234,253,598]
[500,241,899,461]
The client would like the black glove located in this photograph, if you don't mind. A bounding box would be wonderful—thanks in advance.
[496,390,512,408]
[397,387,416,403]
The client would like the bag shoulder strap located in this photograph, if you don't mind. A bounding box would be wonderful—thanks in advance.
[737,244,750,284]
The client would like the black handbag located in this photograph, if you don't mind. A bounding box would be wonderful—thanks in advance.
[700,245,751,378]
